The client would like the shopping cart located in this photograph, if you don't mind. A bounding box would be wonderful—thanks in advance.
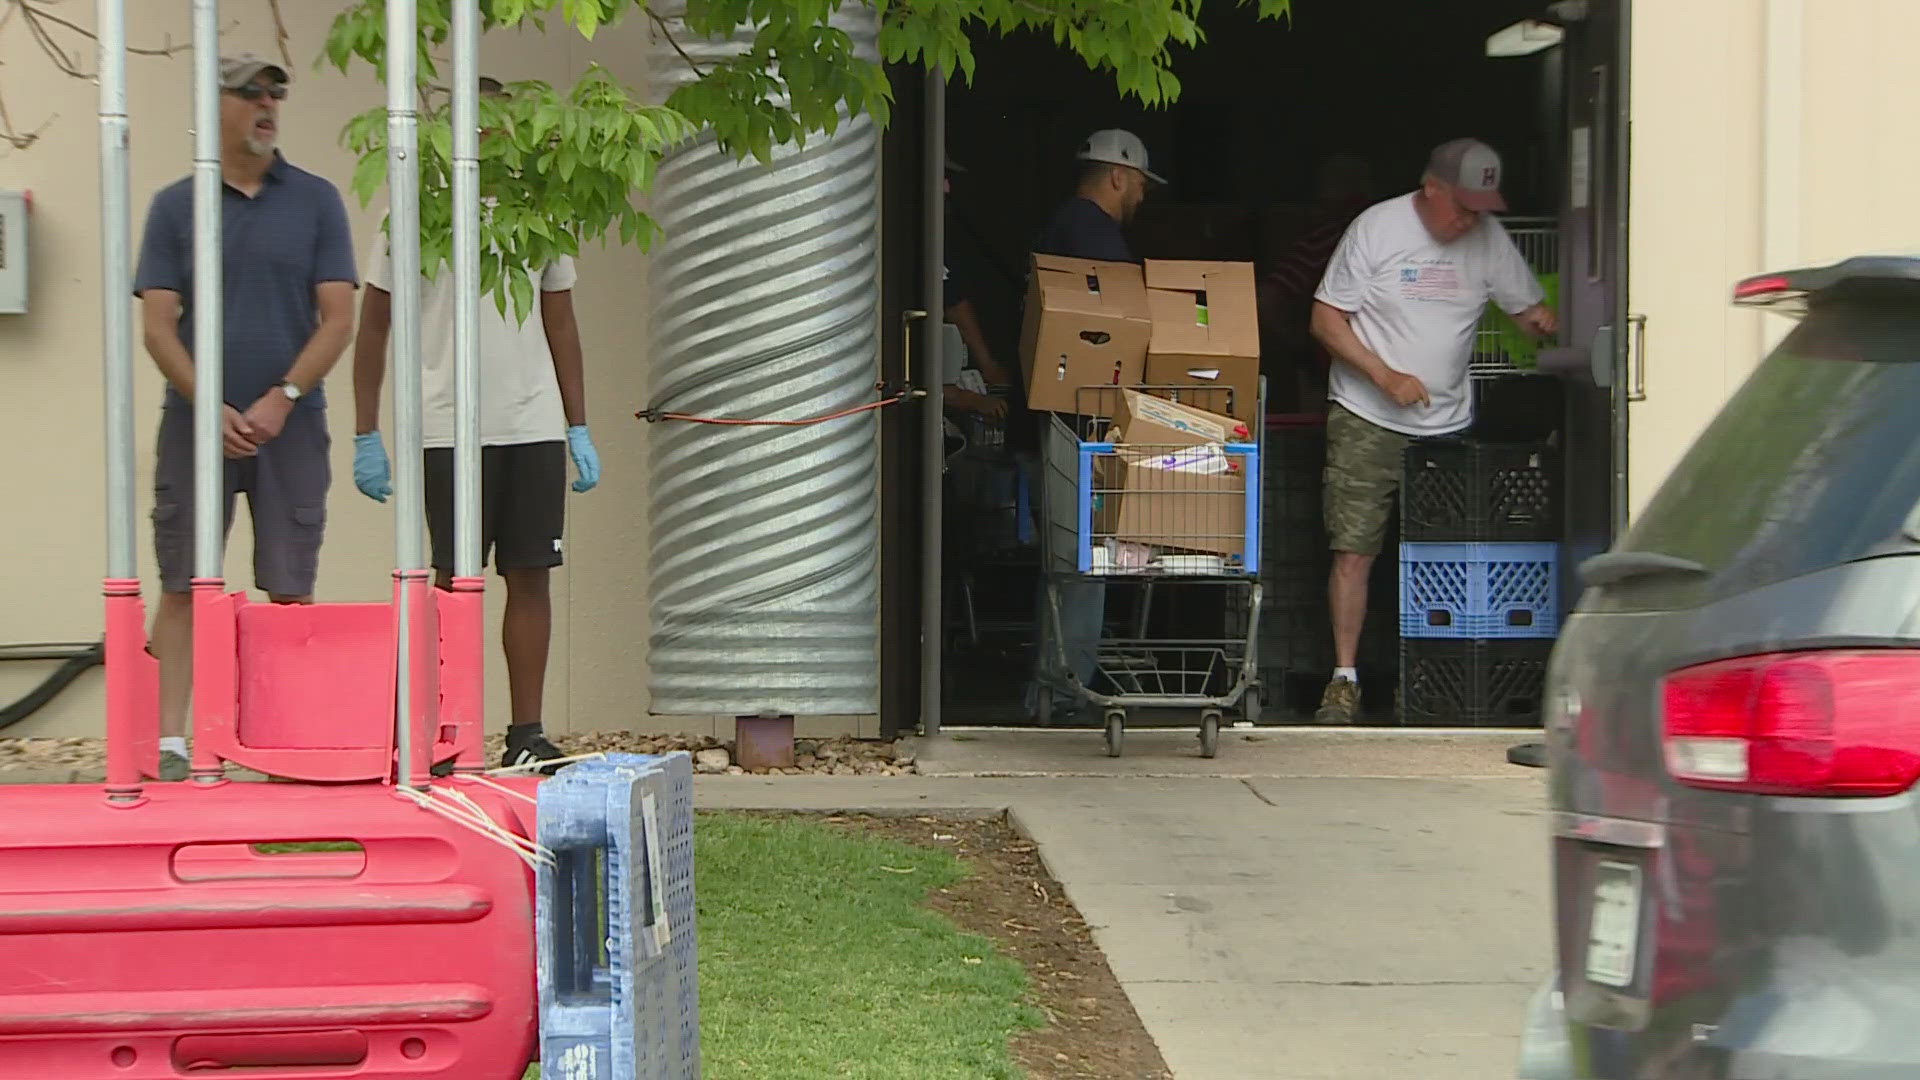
[1033,384,1265,758]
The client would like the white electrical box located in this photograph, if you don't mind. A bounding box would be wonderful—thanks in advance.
[0,191,26,315]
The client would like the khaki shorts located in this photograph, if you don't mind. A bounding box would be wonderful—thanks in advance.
[1322,402,1411,556]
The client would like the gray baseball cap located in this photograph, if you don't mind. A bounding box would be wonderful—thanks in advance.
[1077,128,1164,184]
[1426,137,1507,212]
[220,53,289,90]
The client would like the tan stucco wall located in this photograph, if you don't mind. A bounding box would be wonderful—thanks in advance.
[0,3,875,741]
[15,1,1920,738]
[1626,0,1920,518]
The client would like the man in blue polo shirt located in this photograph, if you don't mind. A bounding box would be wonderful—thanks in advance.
[133,54,359,779]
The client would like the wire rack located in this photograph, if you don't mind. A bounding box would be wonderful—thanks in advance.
[1470,215,1559,380]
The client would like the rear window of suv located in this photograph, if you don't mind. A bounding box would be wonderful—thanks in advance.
[1597,290,1920,611]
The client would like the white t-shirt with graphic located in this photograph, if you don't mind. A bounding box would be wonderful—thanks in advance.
[1314,193,1543,436]
[364,233,578,449]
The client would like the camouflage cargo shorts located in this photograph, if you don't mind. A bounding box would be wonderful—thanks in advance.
[1323,402,1411,556]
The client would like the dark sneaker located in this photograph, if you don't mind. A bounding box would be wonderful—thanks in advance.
[501,729,567,776]
[157,750,191,782]
[1313,677,1360,725]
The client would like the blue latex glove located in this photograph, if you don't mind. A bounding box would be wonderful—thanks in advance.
[567,425,600,493]
[353,431,392,502]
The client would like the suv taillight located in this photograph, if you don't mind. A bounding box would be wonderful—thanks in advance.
[1661,650,1920,797]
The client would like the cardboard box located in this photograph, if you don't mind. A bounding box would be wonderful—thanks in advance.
[1143,260,1262,422]
[1019,254,1152,417]
[1094,447,1248,558]
[1112,388,1251,449]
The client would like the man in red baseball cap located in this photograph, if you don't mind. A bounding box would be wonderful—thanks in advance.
[1304,136,1556,725]
[1417,136,1510,240]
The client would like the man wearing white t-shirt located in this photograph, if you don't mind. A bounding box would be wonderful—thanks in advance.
[1307,138,1557,725]
[349,122,599,771]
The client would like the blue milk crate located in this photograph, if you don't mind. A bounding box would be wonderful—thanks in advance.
[1399,541,1559,639]
[537,752,699,1080]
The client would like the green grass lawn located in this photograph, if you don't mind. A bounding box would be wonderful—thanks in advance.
[524,811,1041,1079]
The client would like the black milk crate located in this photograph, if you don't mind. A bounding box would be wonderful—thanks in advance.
[1398,638,1553,727]
[1402,439,1560,542]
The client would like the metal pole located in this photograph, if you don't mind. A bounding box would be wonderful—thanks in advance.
[98,0,132,582]
[918,67,945,737]
[191,0,222,585]
[451,0,480,580]
[98,0,139,800]
[387,0,425,785]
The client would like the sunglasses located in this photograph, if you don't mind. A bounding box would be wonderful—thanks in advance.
[228,83,288,102]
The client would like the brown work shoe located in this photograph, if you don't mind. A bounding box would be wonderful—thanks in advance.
[1314,677,1360,725]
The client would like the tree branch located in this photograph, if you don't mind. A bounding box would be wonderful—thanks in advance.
[9,1,190,63]
[0,0,196,152]
[266,0,293,69]
[644,7,707,77]
[0,84,55,152]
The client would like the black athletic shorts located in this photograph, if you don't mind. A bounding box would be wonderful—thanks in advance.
[423,440,566,574]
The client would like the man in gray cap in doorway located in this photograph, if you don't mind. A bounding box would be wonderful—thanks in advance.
[1022,128,1163,722]
[1034,128,1161,265]
[1307,137,1557,725]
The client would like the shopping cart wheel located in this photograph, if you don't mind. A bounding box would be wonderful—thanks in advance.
[1199,710,1222,759]
[1103,710,1125,758]
[1241,686,1262,725]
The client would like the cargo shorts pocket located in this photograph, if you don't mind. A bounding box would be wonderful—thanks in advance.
[258,504,327,597]
[287,504,328,554]
[151,501,189,591]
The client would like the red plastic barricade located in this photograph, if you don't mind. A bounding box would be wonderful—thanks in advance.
[0,779,538,1077]
[104,577,487,786]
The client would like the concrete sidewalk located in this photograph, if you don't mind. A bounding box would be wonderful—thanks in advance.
[701,729,1551,1080]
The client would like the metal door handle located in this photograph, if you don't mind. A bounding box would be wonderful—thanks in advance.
[902,309,928,388]
[1626,313,1647,402]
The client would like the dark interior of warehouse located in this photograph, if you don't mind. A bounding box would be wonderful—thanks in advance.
[906,0,1587,728]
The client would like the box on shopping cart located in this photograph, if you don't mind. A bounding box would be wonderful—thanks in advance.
[1143,260,1262,423]
[1018,254,1152,416]
[1094,446,1248,558]
[1112,387,1250,449]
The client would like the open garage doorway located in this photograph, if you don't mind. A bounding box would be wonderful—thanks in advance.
[884,1,1629,733]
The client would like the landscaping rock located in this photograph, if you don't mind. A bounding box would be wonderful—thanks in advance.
[0,728,919,781]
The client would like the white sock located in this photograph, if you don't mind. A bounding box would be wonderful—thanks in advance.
[159,736,188,757]
[1334,667,1358,683]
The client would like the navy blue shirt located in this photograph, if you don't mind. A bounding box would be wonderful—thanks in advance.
[1034,196,1134,263]
[133,153,358,411]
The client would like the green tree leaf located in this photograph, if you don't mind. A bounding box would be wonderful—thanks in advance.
[323,0,1294,316]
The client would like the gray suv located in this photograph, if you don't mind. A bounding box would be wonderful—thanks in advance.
[1520,254,1920,1078]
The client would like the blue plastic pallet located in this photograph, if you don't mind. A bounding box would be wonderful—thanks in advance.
[1399,541,1558,639]
[537,752,699,1080]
